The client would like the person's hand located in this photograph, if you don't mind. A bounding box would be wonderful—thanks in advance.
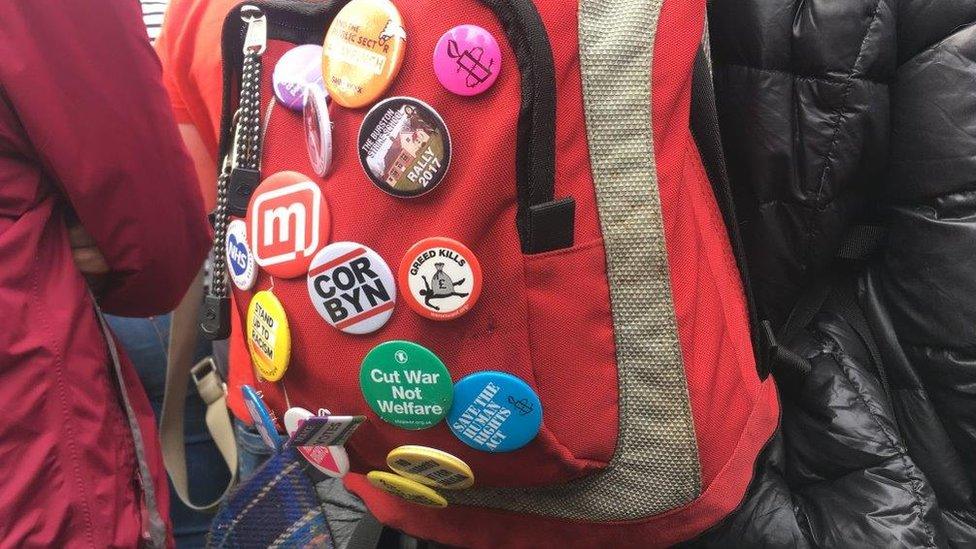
[67,224,110,294]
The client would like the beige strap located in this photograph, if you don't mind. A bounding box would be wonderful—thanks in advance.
[160,271,238,512]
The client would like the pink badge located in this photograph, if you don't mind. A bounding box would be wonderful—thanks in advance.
[433,25,501,96]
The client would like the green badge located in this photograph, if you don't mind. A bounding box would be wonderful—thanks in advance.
[360,341,453,430]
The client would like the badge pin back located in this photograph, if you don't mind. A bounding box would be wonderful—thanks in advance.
[303,85,333,177]
[225,219,257,291]
[322,0,406,108]
[246,171,331,279]
[357,97,451,198]
[367,471,448,508]
[434,25,502,96]
[387,445,474,490]
[273,44,326,110]
[359,340,453,430]
[242,385,284,450]
[307,242,396,335]
[290,415,366,447]
[399,237,482,321]
[447,371,542,453]
[246,290,291,382]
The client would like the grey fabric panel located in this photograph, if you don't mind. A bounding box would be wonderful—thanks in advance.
[315,478,369,548]
[95,308,168,548]
[444,0,701,520]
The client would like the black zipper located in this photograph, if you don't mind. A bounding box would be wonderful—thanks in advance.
[217,0,574,253]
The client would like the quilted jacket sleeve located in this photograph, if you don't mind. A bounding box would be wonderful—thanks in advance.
[708,0,891,327]
[701,0,976,546]
[869,7,976,544]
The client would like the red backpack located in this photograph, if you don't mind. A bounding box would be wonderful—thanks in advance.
[204,0,779,546]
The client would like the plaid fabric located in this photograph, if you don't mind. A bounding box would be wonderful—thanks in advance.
[208,447,333,548]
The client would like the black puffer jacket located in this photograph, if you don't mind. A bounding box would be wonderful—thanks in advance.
[692,0,976,546]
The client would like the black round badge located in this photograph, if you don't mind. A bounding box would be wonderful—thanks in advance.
[358,97,451,198]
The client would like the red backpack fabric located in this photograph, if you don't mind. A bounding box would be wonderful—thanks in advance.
[213,0,779,546]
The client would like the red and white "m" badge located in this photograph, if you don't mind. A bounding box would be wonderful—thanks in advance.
[247,171,331,278]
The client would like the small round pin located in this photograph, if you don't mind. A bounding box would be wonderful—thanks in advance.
[307,242,396,334]
[358,97,452,198]
[303,84,333,177]
[398,237,481,321]
[359,340,453,430]
[246,290,291,382]
[322,0,406,108]
[433,25,502,96]
[447,371,542,453]
[225,219,257,291]
[273,44,326,110]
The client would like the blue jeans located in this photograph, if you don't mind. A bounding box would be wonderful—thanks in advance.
[105,314,231,549]
[234,417,274,481]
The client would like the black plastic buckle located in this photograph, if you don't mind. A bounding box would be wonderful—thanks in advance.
[759,320,776,376]
[200,295,231,340]
[228,167,261,216]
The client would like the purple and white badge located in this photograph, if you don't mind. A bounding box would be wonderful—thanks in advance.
[273,44,327,110]
[433,25,502,96]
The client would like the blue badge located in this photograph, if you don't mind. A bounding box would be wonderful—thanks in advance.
[447,371,542,453]
[242,385,284,450]
[226,219,257,290]
[228,233,248,276]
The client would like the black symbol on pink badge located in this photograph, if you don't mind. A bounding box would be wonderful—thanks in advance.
[447,40,495,89]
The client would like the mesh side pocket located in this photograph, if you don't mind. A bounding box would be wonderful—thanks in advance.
[208,447,333,548]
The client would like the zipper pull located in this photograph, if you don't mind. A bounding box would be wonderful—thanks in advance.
[241,5,267,55]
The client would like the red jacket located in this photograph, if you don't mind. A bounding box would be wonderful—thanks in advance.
[0,1,210,546]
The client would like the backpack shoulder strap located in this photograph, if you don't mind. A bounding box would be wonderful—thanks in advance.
[159,272,239,512]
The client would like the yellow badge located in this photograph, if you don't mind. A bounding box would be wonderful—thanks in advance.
[386,445,474,490]
[367,471,448,507]
[322,0,406,108]
[246,291,291,382]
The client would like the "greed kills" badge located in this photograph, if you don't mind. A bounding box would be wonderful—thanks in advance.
[399,237,481,321]
[358,97,451,198]
[307,242,396,335]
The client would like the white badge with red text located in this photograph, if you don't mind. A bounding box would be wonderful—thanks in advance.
[307,242,396,334]
[246,171,331,279]
[283,407,351,478]
[398,237,482,321]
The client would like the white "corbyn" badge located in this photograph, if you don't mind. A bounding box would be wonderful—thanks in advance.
[307,242,396,334]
